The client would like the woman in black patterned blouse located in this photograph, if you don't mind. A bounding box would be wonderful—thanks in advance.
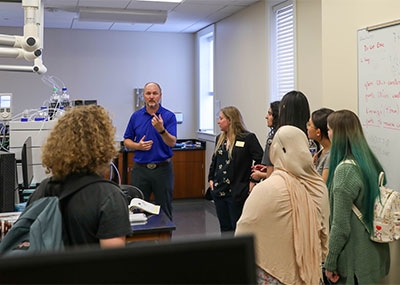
[208,106,263,232]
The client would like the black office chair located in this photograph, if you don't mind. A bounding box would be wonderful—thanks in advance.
[120,184,144,205]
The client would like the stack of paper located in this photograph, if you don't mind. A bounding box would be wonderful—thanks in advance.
[129,213,148,225]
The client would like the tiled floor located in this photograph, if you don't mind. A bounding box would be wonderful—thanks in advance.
[171,198,221,240]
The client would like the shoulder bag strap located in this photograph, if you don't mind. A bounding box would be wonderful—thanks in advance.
[351,204,370,234]
[338,159,371,233]
[352,171,384,235]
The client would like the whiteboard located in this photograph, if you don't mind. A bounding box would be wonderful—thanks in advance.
[358,24,400,189]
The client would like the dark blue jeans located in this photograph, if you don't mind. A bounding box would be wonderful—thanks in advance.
[130,161,174,220]
[211,191,243,232]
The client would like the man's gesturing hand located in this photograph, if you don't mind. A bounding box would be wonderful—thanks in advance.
[137,135,153,151]
[152,114,164,133]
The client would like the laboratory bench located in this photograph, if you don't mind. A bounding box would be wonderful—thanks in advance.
[117,139,206,199]
[128,209,175,242]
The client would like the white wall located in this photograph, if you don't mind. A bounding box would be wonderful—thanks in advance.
[296,0,323,112]
[211,0,323,146]
[321,0,400,112]
[0,27,195,141]
[215,0,268,145]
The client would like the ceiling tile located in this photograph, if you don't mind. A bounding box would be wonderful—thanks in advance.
[206,5,244,22]
[146,23,191,33]
[110,22,153,32]
[179,3,246,33]
[44,0,79,8]
[44,9,76,29]
[161,11,198,25]
[233,0,259,5]
[72,19,113,30]
[78,0,131,9]
[181,20,213,33]
[146,11,196,32]
[127,1,179,11]
[182,0,237,4]
[0,0,260,33]
[173,3,225,17]
[183,0,259,5]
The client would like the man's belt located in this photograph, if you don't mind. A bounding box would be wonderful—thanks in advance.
[135,159,171,169]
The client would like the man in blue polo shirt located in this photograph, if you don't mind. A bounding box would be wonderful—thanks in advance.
[124,82,177,220]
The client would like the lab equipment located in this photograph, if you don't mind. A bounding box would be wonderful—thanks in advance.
[34,106,47,121]
[48,88,59,120]
[54,106,65,119]
[72,100,83,106]
[61,88,70,108]
[84,100,97,105]
[0,93,12,121]
[0,0,47,74]
[9,120,57,184]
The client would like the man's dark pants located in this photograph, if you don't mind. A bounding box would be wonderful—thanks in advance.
[130,161,174,220]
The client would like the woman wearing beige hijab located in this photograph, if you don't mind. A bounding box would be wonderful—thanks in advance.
[236,125,330,284]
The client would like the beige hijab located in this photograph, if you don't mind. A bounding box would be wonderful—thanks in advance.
[236,126,329,284]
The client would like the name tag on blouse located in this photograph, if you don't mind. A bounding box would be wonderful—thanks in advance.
[235,141,245,147]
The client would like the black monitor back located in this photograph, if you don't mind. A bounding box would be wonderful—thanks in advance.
[0,235,256,284]
[21,136,33,189]
[0,152,15,212]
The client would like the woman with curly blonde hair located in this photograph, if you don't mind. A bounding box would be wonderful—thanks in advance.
[28,105,131,248]
[42,105,117,178]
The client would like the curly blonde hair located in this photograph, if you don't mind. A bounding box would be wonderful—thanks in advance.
[41,105,117,179]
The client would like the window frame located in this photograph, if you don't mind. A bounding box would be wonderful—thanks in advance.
[270,0,296,101]
[196,24,215,135]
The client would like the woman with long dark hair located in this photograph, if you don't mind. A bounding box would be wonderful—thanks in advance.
[208,106,263,232]
[251,101,280,181]
[278,90,310,134]
[324,110,390,284]
[307,108,334,182]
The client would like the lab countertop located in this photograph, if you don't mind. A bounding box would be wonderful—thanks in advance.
[119,139,206,152]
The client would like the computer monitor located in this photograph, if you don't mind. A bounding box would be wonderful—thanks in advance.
[20,136,33,189]
[0,235,256,284]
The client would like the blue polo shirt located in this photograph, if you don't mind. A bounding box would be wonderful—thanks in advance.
[124,105,177,164]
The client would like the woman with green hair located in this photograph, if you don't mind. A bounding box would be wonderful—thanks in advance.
[324,110,390,284]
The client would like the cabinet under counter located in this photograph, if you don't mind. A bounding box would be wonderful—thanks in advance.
[118,139,206,199]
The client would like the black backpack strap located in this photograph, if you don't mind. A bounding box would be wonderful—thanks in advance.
[58,174,119,200]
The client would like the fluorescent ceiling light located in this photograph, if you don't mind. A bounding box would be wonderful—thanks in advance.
[78,7,168,24]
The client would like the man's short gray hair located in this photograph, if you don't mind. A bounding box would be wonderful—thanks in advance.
[144,82,162,94]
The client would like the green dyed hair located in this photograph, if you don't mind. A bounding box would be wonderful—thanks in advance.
[326,110,385,233]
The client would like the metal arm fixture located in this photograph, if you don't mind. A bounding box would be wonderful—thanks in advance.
[0,0,47,74]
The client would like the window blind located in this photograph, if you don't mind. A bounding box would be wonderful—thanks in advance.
[274,3,294,100]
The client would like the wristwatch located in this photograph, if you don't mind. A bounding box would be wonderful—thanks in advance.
[159,129,166,135]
